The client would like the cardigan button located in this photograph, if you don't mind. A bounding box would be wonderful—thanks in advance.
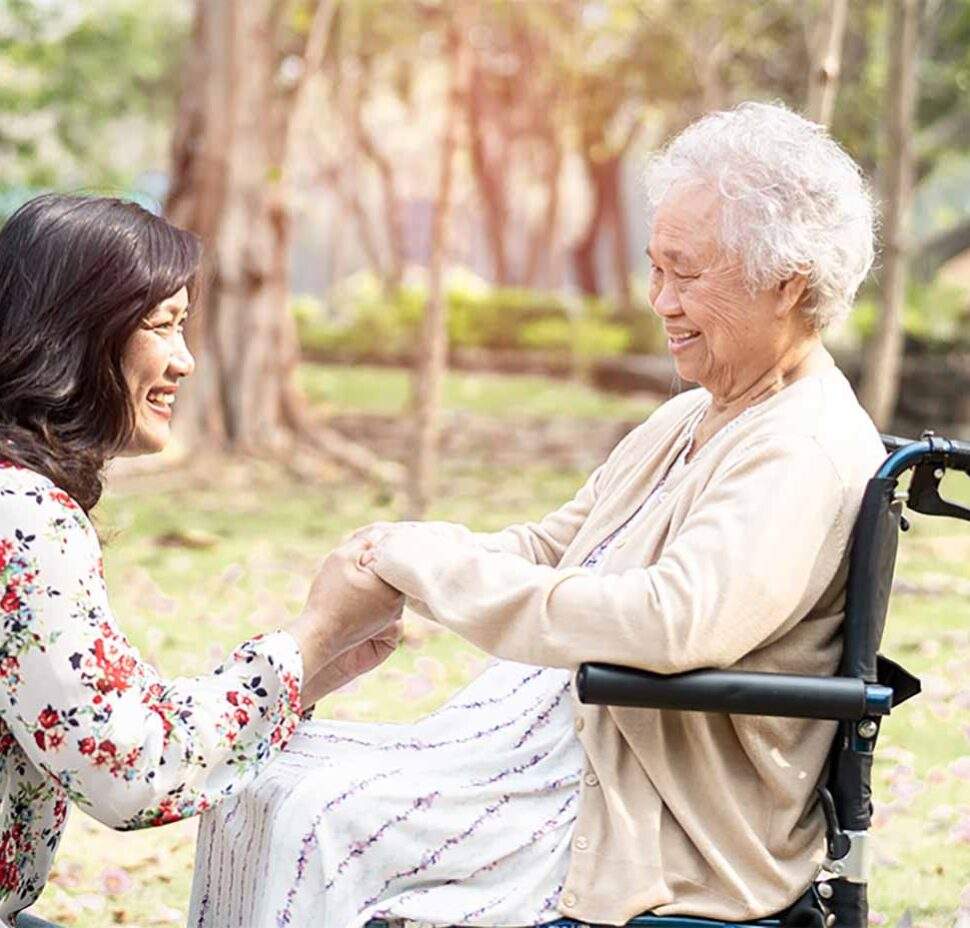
[562,892,578,908]
[574,717,585,733]
[583,772,599,788]
[574,835,589,850]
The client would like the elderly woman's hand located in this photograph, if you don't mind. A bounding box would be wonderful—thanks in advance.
[299,619,404,709]
[287,537,404,697]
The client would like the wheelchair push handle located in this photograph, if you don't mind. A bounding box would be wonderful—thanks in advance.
[576,663,893,720]
[879,433,970,478]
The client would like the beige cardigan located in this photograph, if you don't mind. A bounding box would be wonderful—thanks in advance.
[371,367,886,924]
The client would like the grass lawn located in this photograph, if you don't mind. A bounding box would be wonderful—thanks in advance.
[30,366,970,928]
[297,362,658,420]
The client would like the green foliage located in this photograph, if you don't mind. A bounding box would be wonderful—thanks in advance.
[294,272,663,363]
[852,277,970,347]
[0,0,190,188]
[517,317,630,360]
[291,272,664,365]
[297,363,654,420]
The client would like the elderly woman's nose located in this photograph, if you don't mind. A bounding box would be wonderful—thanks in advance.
[651,280,683,317]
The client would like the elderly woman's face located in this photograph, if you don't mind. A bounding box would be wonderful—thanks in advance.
[647,184,807,398]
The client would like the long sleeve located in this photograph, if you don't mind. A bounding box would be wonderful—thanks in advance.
[370,436,849,674]
[0,478,304,830]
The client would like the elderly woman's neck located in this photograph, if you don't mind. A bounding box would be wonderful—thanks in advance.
[706,336,833,417]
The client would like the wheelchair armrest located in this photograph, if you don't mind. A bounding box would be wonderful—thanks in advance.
[576,663,894,720]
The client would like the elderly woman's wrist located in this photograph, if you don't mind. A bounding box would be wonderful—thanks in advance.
[285,609,338,678]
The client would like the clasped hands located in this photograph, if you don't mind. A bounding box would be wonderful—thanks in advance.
[287,522,415,710]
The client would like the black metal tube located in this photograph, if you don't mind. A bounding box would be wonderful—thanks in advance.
[576,664,892,720]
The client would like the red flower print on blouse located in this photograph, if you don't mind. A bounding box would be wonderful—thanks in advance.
[0,860,18,893]
[47,490,76,510]
[0,464,305,918]
[92,639,136,693]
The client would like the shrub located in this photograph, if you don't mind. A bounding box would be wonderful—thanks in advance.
[292,270,671,362]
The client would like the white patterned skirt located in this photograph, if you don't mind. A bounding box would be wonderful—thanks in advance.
[188,661,584,928]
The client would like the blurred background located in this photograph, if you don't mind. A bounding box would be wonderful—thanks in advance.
[2,1,969,926]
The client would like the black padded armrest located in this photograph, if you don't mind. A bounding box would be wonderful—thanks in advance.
[576,663,894,720]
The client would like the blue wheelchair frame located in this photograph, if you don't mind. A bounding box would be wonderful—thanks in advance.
[366,432,970,928]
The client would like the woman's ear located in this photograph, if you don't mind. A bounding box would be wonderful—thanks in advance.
[775,274,809,318]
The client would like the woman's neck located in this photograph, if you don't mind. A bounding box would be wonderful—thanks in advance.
[709,336,830,413]
[691,336,832,456]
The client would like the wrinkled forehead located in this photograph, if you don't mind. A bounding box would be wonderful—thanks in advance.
[648,181,724,263]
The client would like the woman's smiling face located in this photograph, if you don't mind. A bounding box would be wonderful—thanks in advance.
[647,183,809,400]
[121,286,195,455]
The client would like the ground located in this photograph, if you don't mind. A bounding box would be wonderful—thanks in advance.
[30,365,970,928]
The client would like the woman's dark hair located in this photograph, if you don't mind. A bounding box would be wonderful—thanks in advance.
[0,194,201,512]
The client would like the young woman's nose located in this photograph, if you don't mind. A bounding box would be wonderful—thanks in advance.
[170,333,196,378]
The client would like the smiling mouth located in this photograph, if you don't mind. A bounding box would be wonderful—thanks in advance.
[668,331,701,351]
[146,389,176,418]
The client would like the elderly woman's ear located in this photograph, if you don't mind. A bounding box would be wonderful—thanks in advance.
[775,273,810,319]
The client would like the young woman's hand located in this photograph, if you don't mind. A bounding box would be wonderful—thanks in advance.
[287,537,404,688]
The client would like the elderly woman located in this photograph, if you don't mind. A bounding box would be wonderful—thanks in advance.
[191,101,885,927]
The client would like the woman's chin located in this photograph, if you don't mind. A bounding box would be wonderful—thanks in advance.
[671,356,701,385]
[121,427,170,457]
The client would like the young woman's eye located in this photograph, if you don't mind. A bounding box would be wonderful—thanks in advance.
[150,319,186,334]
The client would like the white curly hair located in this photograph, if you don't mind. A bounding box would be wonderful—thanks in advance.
[643,101,876,330]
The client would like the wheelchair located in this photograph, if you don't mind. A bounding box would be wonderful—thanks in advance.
[367,431,970,928]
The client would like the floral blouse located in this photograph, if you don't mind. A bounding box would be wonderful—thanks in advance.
[0,461,304,924]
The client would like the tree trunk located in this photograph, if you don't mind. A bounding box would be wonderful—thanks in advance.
[522,134,562,287]
[860,0,919,429]
[166,0,292,451]
[605,163,633,317]
[806,0,849,126]
[348,81,407,291]
[407,34,463,518]
[466,58,510,286]
[572,150,627,303]
[571,150,609,296]
[165,1,400,485]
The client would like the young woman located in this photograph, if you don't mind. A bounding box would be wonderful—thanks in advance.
[0,194,402,927]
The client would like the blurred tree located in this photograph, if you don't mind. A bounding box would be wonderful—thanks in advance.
[461,3,565,287]
[408,22,465,517]
[319,1,429,294]
[860,0,920,429]
[165,0,400,483]
[806,0,849,125]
